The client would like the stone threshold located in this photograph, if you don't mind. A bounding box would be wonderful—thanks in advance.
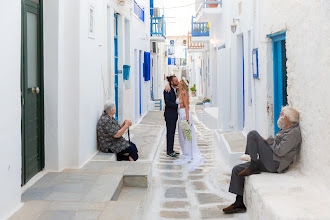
[214,130,246,167]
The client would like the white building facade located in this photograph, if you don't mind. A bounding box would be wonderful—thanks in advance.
[0,0,154,218]
[194,0,330,199]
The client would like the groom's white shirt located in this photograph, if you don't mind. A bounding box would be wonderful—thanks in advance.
[171,86,177,95]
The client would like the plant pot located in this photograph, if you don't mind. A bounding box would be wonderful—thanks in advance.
[192,91,196,97]
[208,0,218,8]
[204,101,211,108]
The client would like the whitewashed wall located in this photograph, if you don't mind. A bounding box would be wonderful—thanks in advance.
[260,0,330,187]
[130,0,151,118]
[214,0,266,132]
[0,1,22,219]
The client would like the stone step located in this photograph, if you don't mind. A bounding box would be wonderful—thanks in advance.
[91,152,117,161]
[214,130,246,167]
[124,162,152,188]
[99,201,142,220]
[245,170,330,220]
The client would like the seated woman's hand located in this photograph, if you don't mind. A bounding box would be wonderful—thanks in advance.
[124,120,132,127]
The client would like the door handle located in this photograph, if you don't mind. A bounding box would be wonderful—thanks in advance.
[30,87,40,94]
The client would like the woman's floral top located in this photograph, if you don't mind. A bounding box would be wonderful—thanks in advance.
[97,111,129,153]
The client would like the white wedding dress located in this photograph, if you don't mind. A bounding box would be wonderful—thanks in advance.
[173,97,204,172]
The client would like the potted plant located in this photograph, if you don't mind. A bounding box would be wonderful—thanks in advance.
[208,0,219,8]
[190,84,197,96]
[202,97,211,108]
[203,97,211,103]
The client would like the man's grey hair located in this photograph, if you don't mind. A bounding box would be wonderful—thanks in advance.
[282,106,299,123]
[104,101,115,114]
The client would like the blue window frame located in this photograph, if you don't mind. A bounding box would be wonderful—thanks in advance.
[134,0,144,22]
[268,31,287,134]
[252,48,259,79]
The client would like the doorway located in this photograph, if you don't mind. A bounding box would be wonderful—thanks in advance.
[139,50,142,115]
[114,13,119,120]
[237,34,245,130]
[21,0,44,185]
[268,31,287,134]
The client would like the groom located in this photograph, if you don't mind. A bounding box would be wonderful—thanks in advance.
[164,75,179,157]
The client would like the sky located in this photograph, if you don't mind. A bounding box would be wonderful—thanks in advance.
[155,0,196,36]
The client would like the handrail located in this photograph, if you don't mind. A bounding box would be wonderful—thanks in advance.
[187,32,204,49]
[191,17,209,37]
[151,15,166,38]
[134,0,145,22]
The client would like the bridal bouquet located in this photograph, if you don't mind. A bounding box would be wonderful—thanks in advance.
[180,120,192,142]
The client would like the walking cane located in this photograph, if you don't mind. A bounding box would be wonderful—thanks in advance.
[128,127,131,144]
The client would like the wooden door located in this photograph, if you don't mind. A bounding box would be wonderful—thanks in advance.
[21,0,44,185]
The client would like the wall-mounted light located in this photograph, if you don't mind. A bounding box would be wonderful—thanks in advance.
[231,18,240,33]
[118,0,125,6]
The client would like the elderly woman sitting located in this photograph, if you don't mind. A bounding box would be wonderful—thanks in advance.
[97,101,138,161]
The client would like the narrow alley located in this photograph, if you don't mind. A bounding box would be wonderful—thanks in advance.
[143,102,250,220]
[1,0,329,219]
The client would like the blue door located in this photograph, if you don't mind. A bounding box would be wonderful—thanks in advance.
[268,31,287,134]
[114,14,118,120]
[242,35,245,128]
[139,51,142,115]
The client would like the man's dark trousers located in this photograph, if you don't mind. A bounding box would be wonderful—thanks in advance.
[229,130,279,196]
[164,87,178,155]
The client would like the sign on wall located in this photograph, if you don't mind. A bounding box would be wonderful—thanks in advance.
[252,48,259,79]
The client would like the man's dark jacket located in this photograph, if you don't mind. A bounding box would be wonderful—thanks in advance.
[163,87,178,119]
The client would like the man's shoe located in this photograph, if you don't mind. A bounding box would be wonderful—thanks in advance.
[166,152,177,158]
[238,167,261,177]
[223,204,246,214]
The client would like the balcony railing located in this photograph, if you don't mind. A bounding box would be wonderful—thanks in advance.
[134,0,145,22]
[191,17,209,37]
[187,32,204,49]
[151,15,166,38]
[196,0,222,17]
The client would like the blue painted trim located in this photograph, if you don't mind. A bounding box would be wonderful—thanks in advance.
[139,51,142,115]
[267,31,286,41]
[271,31,286,134]
[242,35,245,128]
[150,0,154,16]
[252,48,259,79]
[151,15,166,38]
[114,14,119,120]
[134,0,145,22]
[191,16,209,37]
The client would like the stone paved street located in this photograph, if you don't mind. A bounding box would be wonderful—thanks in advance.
[143,105,250,220]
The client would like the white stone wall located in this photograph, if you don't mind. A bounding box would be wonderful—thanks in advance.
[259,0,330,186]
[0,1,22,219]
[211,0,266,132]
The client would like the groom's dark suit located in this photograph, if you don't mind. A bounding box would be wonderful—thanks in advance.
[164,87,178,155]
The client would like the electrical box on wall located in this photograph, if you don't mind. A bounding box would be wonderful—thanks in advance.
[151,41,158,54]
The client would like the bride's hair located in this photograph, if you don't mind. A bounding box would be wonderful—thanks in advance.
[181,78,190,105]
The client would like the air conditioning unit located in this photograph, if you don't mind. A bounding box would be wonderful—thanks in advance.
[154,7,160,17]
[151,41,158,54]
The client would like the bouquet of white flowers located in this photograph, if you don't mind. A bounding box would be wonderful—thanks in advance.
[180,120,192,142]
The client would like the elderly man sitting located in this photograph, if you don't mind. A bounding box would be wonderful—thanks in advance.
[223,106,302,214]
[97,101,138,161]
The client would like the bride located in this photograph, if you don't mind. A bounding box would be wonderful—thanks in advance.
[168,77,204,172]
